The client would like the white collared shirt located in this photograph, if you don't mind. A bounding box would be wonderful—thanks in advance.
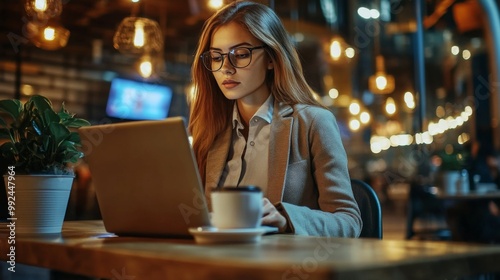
[218,95,274,195]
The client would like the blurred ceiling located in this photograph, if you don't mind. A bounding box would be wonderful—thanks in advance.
[0,0,215,55]
[0,0,351,56]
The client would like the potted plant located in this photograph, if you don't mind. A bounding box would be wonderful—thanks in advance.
[0,95,90,234]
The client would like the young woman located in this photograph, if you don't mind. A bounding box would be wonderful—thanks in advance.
[188,0,362,237]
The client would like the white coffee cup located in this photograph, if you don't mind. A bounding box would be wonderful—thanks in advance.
[211,186,263,229]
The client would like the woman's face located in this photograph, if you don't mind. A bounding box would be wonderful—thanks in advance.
[209,22,273,106]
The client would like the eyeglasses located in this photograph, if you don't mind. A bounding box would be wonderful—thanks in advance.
[200,46,265,72]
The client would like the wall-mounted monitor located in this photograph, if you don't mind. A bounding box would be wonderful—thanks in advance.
[105,78,173,120]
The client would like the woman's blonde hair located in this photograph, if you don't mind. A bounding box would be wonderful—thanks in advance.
[189,0,322,182]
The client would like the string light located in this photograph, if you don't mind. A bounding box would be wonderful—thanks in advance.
[370,105,473,153]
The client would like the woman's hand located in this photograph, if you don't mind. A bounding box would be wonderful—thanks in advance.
[261,198,287,232]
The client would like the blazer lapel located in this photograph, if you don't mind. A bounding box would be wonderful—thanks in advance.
[205,126,231,193]
[267,102,293,203]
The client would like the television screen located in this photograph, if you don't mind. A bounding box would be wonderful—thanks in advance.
[106,78,173,120]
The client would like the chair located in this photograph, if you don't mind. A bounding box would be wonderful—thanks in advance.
[351,179,383,239]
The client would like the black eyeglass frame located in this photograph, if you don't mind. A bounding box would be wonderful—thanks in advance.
[200,45,266,72]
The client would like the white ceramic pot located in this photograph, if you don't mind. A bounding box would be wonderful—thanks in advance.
[3,174,74,234]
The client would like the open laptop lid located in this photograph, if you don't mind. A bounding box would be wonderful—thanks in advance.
[78,117,211,237]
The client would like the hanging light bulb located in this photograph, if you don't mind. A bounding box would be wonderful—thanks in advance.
[133,21,145,47]
[369,55,395,94]
[385,97,396,115]
[34,0,47,11]
[138,55,153,78]
[114,17,163,55]
[27,21,70,50]
[25,0,62,19]
[43,27,55,40]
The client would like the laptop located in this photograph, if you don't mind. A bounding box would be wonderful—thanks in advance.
[78,116,211,237]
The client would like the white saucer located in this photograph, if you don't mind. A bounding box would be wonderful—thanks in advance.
[189,226,278,244]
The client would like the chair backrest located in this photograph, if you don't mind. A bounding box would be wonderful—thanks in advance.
[351,179,383,239]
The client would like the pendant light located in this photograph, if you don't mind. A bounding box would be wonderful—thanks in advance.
[30,24,70,50]
[24,0,69,51]
[369,55,395,94]
[113,0,163,55]
[24,0,62,20]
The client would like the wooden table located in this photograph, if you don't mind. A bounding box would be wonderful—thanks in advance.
[436,190,500,200]
[1,220,500,280]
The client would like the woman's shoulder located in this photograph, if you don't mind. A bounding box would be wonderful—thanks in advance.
[291,104,335,120]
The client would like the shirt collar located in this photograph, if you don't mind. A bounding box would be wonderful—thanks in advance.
[231,95,274,129]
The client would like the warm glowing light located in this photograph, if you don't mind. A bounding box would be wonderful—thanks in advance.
[369,55,395,94]
[360,112,370,124]
[462,50,471,60]
[404,91,413,104]
[131,0,140,2]
[390,134,413,147]
[34,0,48,11]
[43,27,56,41]
[451,46,460,55]
[349,102,361,115]
[21,84,35,96]
[404,91,415,109]
[114,17,163,54]
[329,37,354,62]
[328,88,339,99]
[139,60,152,78]
[345,47,355,58]
[349,119,361,131]
[330,40,341,60]
[208,0,224,9]
[30,23,70,50]
[458,133,470,145]
[25,0,62,19]
[436,106,445,118]
[133,21,145,47]
[370,103,472,153]
[385,97,396,115]
[376,75,388,90]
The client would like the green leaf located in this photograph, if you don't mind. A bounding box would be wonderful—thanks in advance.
[1,95,90,174]
[49,123,71,146]
[29,95,53,128]
[0,99,22,129]
[43,107,60,125]
[58,142,82,163]
[0,99,22,120]
[62,117,91,128]
[66,131,81,144]
[29,95,53,112]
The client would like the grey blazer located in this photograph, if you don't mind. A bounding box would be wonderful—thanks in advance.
[205,101,362,237]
